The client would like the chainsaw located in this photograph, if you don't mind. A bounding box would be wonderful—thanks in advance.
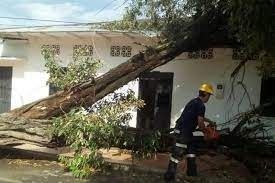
[203,125,220,141]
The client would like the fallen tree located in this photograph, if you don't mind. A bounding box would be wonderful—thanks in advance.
[0,4,231,146]
[0,0,273,149]
[9,7,230,120]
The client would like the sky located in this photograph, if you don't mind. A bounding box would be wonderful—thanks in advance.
[0,0,128,28]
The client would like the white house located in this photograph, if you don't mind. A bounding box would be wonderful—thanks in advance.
[0,24,274,132]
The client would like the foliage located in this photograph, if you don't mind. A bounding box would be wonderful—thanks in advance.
[51,90,160,178]
[41,45,161,178]
[59,153,102,178]
[107,0,275,73]
[132,130,161,159]
[106,0,192,39]
[229,0,275,55]
[42,46,102,90]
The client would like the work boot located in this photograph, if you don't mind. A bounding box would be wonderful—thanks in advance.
[186,157,197,176]
[164,161,177,182]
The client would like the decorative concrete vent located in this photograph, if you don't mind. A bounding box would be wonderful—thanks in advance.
[232,48,259,60]
[111,46,121,57]
[121,46,132,57]
[232,48,246,60]
[187,48,213,59]
[201,48,214,59]
[41,44,60,56]
[187,51,200,59]
[111,46,132,57]
[73,45,93,57]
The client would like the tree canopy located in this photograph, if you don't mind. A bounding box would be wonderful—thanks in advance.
[110,0,274,56]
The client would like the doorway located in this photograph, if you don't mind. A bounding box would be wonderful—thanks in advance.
[137,72,173,131]
[0,67,12,113]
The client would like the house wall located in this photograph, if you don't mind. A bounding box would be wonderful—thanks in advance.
[155,49,262,126]
[0,34,263,128]
[1,34,151,127]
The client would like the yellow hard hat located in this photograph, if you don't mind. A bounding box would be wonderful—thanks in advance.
[199,83,214,95]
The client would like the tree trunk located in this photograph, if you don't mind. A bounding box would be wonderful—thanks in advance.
[0,113,51,146]
[0,6,231,146]
[9,7,230,120]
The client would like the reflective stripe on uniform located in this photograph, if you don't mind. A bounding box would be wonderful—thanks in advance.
[170,156,179,163]
[186,154,196,158]
[175,143,187,148]
[174,129,180,134]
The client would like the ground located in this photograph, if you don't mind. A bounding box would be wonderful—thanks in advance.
[0,149,255,183]
[0,159,163,183]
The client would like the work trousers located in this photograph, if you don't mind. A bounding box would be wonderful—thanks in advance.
[164,129,197,181]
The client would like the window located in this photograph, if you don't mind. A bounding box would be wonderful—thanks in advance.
[41,44,60,56]
[73,45,93,57]
[110,45,132,57]
[260,77,275,117]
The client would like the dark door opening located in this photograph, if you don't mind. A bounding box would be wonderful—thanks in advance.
[260,76,275,117]
[137,72,173,131]
[0,67,12,113]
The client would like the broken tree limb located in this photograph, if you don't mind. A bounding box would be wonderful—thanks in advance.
[230,100,274,136]
[9,6,231,120]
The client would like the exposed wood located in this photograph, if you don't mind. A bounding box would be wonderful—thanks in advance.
[0,113,51,146]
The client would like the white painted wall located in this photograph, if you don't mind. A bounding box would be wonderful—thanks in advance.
[0,34,150,127]
[0,33,264,128]
[154,48,262,126]
[0,40,28,58]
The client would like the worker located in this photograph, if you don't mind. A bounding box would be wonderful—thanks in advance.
[164,83,214,181]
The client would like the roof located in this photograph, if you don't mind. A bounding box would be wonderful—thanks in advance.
[0,23,105,32]
[0,23,156,39]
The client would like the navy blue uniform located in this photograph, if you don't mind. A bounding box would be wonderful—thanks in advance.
[176,97,205,132]
[164,97,205,180]
[175,97,205,154]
